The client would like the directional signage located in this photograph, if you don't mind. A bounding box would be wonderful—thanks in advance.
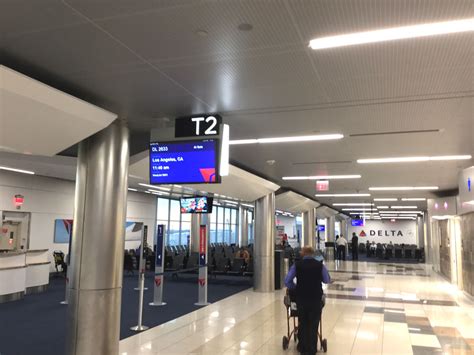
[175,114,222,138]
[155,225,164,268]
[199,225,206,267]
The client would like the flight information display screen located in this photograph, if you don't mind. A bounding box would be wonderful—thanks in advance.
[149,139,220,185]
[351,219,365,227]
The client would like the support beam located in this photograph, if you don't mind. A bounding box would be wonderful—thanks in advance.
[66,121,129,355]
[254,193,275,292]
[238,206,249,247]
[302,209,316,248]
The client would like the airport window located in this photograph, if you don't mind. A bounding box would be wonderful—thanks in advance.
[248,210,254,245]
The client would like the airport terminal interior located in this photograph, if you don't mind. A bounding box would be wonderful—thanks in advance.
[0,1,473,355]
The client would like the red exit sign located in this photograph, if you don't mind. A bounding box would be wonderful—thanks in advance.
[316,180,329,191]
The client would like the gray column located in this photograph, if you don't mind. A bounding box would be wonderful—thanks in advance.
[66,121,129,355]
[190,214,201,253]
[341,219,348,239]
[326,216,336,243]
[254,193,275,292]
[417,216,425,248]
[238,206,249,247]
[302,208,316,248]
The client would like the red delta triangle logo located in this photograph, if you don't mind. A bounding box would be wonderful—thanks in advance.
[199,168,216,183]
[359,230,367,237]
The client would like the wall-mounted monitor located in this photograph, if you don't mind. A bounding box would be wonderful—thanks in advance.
[351,219,365,227]
[317,225,325,232]
[180,197,214,213]
[149,139,220,185]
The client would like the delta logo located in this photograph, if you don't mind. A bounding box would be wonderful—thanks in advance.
[359,230,367,237]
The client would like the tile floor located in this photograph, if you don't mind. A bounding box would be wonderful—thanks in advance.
[119,261,474,355]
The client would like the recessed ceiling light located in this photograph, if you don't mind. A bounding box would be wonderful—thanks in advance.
[309,18,474,50]
[357,155,471,164]
[238,23,253,31]
[139,183,171,191]
[315,193,371,197]
[369,187,438,191]
[0,166,35,175]
[402,198,426,201]
[374,198,398,201]
[230,134,343,145]
[283,174,361,180]
[391,206,418,209]
[333,203,374,206]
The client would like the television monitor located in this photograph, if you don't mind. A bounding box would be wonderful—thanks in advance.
[351,219,364,227]
[180,197,214,213]
[149,139,220,185]
[317,225,325,232]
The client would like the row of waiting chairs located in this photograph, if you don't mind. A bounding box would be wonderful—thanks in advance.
[357,243,424,261]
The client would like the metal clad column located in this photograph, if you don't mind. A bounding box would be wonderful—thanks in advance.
[66,121,129,355]
[341,219,348,239]
[326,216,336,242]
[302,209,315,247]
[254,193,275,292]
[190,214,201,253]
[238,206,249,247]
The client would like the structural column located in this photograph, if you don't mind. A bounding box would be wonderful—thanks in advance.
[341,219,348,239]
[238,206,249,247]
[417,215,425,248]
[326,216,336,243]
[302,208,316,248]
[190,214,201,253]
[254,193,275,292]
[66,121,129,355]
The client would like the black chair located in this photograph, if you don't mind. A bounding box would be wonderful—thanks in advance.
[376,248,384,259]
[394,249,402,259]
[385,249,393,259]
[243,259,254,276]
[228,259,245,275]
[404,249,412,259]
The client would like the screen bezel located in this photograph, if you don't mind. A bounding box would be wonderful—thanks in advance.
[149,139,221,185]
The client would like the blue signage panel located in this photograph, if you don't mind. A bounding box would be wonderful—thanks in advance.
[155,225,164,267]
[317,225,325,232]
[149,140,220,185]
[351,219,365,227]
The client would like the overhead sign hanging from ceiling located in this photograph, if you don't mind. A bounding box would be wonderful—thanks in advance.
[175,114,223,138]
[149,113,229,185]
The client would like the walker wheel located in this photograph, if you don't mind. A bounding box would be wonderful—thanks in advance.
[321,338,328,352]
[282,336,289,350]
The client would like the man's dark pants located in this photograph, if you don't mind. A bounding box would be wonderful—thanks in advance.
[298,303,322,355]
[337,245,346,260]
[352,244,358,260]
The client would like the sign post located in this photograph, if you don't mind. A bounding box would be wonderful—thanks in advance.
[134,224,148,291]
[195,218,210,306]
[150,224,166,306]
[131,225,149,332]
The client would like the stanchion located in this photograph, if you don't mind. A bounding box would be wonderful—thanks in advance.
[60,271,69,305]
[134,224,148,291]
[195,218,210,306]
[150,224,166,306]
[130,268,149,332]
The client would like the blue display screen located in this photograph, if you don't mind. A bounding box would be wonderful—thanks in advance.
[149,140,219,184]
[351,219,364,227]
[318,225,325,232]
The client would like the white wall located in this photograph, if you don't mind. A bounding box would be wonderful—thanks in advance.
[0,170,157,271]
[275,215,297,246]
[348,220,417,245]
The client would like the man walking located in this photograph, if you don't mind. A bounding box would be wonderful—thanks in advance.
[351,232,359,260]
[285,246,331,355]
[336,234,348,261]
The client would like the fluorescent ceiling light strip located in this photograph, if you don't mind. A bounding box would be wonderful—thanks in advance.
[374,198,398,201]
[381,211,423,214]
[149,190,170,195]
[139,183,171,191]
[391,206,418,209]
[241,203,254,208]
[309,19,474,50]
[230,134,343,145]
[0,166,35,175]
[402,198,426,201]
[333,203,374,206]
[369,187,438,191]
[358,155,471,164]
[283,174,360,180]
[315,193,370,197]
[128,188,138,192]
[377,206,389,209]
[342,208,378,211]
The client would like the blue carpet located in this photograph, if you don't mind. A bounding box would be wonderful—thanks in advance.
[0,272,252,355]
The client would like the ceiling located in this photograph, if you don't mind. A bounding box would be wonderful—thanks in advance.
[1,0,473,214]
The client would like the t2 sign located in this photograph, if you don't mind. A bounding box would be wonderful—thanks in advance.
[175,114,222,138]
